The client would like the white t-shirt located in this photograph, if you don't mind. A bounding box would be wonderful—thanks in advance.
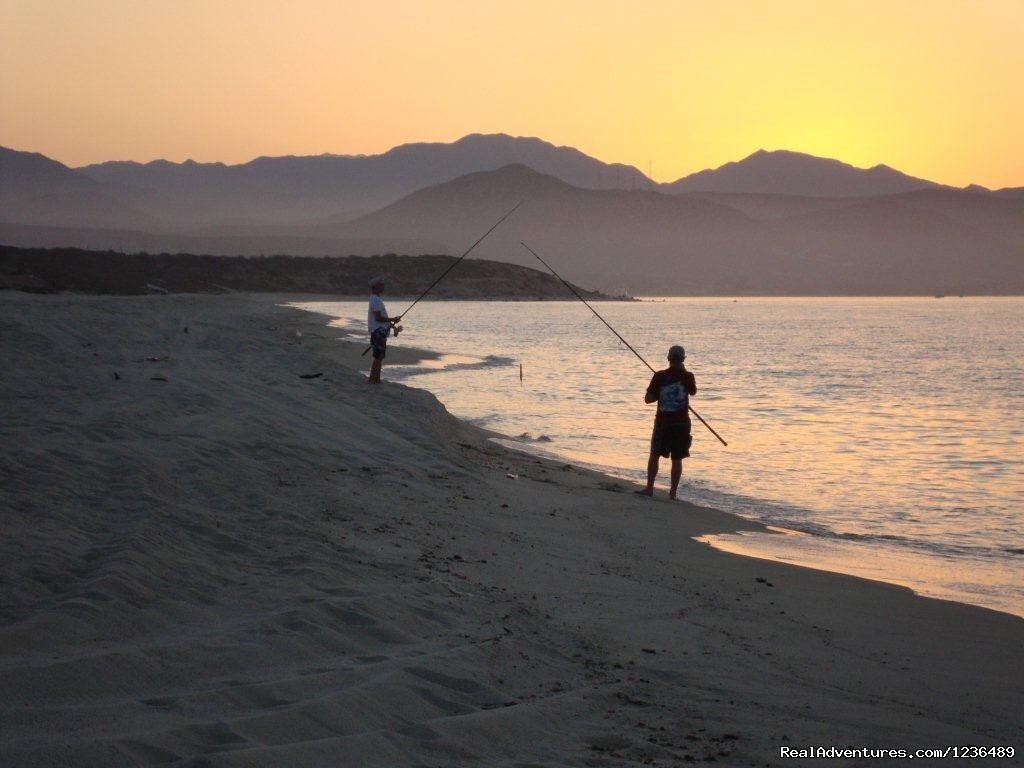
[368,294,389,333]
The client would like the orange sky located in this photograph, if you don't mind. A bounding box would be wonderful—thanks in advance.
[2,0,1022,187]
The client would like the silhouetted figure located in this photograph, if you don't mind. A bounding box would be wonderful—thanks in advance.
[637,345,696,499]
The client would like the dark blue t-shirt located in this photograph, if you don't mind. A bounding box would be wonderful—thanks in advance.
[647,368,697,425]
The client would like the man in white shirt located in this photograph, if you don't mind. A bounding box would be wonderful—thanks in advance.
[367,276,402,383]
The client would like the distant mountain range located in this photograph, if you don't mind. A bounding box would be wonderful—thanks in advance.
[0,147,157,229]
[71,134,649,226]
[328,164,1024,295]
[5,134,1022,229]
[663,149,940,197]
[2,136,1022,294]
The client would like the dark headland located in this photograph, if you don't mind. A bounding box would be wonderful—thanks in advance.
[0,245,619,300]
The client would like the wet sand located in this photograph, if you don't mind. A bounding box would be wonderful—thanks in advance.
[2,292,1021,766]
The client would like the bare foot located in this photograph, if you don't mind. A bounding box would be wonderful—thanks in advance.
[669,492,678,500]
[634,488,654,497]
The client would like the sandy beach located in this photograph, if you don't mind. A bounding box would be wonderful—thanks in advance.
[2,292,1021,767]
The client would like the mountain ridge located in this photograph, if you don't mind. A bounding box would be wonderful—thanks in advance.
[332,164,1024,295]
[2,141,1021,296]
[0,147,158,229]
[6,137,1018,233]
[72,133,651,225]
[664,148,943,197]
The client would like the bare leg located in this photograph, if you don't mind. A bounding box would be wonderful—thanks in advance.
[669,458,682,499]
[636,452,659,496]
[369,358,383,383]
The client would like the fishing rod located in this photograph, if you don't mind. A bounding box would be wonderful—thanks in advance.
[361,200,523,356]
[520,241,728,447]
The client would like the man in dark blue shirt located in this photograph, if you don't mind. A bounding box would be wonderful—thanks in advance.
[637,345,697,500]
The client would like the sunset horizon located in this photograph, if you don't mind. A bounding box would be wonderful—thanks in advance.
[4,1,1022,187]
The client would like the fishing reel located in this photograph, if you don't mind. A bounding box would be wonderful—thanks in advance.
[392,324,403,337]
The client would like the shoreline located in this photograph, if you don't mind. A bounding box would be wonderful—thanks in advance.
[3,291,1021,766]
[301,299,1024,620]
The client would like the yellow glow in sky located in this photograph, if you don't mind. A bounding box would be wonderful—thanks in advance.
[2,0,1022,187]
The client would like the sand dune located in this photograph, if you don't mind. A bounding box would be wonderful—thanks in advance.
[1,293,1021,766]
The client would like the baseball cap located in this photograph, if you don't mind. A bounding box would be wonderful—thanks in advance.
[369,275,385,288]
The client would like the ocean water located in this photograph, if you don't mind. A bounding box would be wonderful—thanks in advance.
[294,297,1024,617]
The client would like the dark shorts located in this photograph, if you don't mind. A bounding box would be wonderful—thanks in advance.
[370,327,388,359]
[651,421,692,460]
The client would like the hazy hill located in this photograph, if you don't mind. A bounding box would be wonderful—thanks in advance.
[76,134,649,226]
[0,147,156,229]
[663,149,942,197]
[1,147,95,195]
[334,164,771,294]
[762,189,1024,295]
[331,164,1024,295]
